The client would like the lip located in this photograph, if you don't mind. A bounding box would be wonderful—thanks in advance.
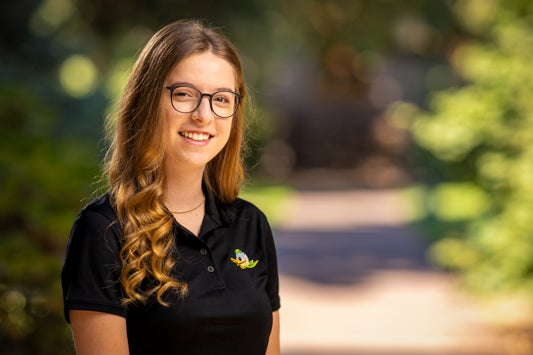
[179,130,214,145]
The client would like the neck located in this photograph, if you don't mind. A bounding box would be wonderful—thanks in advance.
[164,168,205,212]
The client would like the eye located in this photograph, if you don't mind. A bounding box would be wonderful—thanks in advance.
[172,87,197,100]
[212,92,233,105]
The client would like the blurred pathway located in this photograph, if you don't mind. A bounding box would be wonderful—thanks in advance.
[275,189,503,355]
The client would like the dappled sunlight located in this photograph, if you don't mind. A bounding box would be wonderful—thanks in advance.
[279,189,419,231]
[280,272,499,354]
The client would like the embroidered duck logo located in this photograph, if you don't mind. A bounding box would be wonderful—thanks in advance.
[230,249,259,269]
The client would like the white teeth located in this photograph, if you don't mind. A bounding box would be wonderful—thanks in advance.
[181,132,210,141]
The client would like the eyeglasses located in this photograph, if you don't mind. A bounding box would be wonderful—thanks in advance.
[166,85,241,118]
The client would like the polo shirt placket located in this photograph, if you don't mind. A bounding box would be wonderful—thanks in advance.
[177,225,227,292]
[173,195,231,293]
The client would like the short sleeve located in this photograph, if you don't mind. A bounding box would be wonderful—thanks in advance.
[61,207,126,323]
[261,215,281,311]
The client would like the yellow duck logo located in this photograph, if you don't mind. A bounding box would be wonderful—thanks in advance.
[230,249,259,269]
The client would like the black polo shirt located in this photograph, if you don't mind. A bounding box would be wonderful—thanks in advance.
[61,189,280,355]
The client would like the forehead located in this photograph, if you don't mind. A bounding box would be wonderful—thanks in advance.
[166,51,237,90]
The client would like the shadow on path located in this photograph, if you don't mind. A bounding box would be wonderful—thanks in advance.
[274,225,432,285]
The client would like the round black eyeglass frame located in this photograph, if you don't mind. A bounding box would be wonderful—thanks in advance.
[166,85,242,118]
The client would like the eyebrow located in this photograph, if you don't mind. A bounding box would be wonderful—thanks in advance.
[168,81,236,92]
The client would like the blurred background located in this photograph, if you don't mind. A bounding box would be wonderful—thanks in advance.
[1,0,533,354]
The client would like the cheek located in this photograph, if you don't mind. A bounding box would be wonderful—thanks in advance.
[225,123,236,147]
[213,121,232,156]
[163,116,172,142]
[219,119,233,140]
[162,112,175,149]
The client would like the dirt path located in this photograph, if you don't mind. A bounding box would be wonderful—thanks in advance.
[274,189,503,355]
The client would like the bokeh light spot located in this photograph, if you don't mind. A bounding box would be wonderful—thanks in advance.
[29,0,75,36]
[59,55,98,98]
[105,58,134,99]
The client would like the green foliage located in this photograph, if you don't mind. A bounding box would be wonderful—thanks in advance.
[0,84,98,354]
[427,183,492,221]
[390,0,533,302]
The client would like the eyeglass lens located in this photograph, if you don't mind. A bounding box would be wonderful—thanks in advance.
[170,86,239,118]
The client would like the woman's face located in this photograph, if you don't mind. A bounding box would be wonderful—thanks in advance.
[162,51,237,174]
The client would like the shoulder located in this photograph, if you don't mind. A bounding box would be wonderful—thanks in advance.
[222,197,273,234]
[66,193,122,253]
[228,197,268,221]
[71,193,120,233]
[79,193,118,223]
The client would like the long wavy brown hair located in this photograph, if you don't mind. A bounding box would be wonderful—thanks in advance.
[104,20,247,306]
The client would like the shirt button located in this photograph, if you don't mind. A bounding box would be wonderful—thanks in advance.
[200,248,208,256]
[207,266,215,273]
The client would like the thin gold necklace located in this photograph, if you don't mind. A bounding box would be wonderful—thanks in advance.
[169,199,205,214]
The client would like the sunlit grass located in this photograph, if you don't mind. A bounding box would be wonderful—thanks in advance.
[240,183,293,228]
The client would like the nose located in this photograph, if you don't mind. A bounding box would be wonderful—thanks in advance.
[191,96,214,124]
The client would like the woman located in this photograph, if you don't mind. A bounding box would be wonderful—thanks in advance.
[61,20,280,355]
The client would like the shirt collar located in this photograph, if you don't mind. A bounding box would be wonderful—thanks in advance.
[199,184,231,237]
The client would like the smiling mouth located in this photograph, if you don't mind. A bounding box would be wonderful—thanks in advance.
[180,132,212,141]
